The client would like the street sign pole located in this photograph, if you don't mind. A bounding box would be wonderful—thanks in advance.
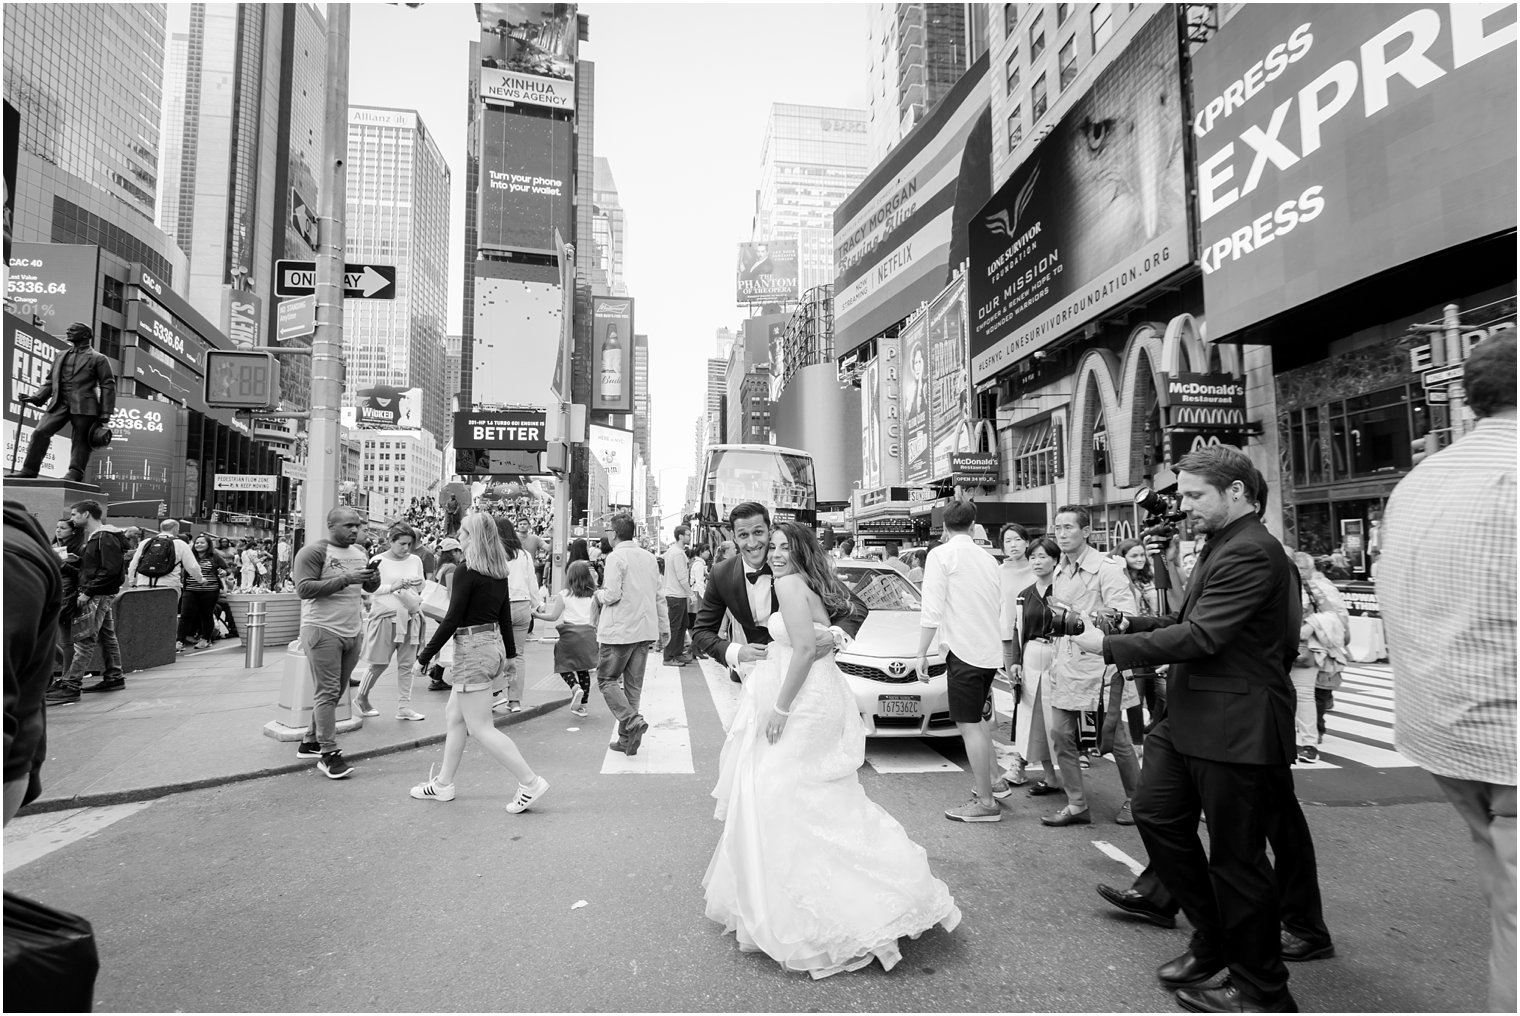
[307,2,349,541]
[553,230,575,593]
[1442,303,1470,438]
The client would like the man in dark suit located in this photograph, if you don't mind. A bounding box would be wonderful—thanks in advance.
[10,322,116,482]
[691,501,864,679]
[1074,447,1303,1014]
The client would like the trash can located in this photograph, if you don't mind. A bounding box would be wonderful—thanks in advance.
[273,638,354,730]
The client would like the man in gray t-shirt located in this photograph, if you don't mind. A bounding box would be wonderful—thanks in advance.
[292,508,379,778]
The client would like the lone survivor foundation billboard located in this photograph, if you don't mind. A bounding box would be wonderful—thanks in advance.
[969,9,1189,383]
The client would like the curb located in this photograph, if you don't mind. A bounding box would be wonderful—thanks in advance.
[20,696,571,816]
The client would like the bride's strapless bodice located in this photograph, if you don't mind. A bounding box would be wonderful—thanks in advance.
[765,613,792,647]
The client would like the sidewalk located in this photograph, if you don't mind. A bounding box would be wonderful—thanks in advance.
[23,634,570,815]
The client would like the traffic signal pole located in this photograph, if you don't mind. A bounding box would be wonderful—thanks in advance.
[306,3,351,534]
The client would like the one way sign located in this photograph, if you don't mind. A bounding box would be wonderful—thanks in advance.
[275,260,396,300]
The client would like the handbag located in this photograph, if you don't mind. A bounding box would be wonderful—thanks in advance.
[419,579,450,621]
[3,891,100,1013]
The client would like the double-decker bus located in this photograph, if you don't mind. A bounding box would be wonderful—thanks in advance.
[696,444,816,546]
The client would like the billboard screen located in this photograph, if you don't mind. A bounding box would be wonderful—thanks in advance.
[88,396,177,508]
[833,53,991,357]
[900,314,931,485]
[1192,4,1518,340]
[471,259,563,410]
[969,9,1188,383]
[478,3,577,112]
[928,276,969,479]
[477,107,574,254]
[736,240,800,302]
[355,385,423,428]
[5,242,100,334]
[860,358,879,489]
[591,295,634,413]
[453,407,548,450]
[3,313,71,473]
[588,423,634,505]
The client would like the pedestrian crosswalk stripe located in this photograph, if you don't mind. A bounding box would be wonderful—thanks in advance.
[3,803,155,873]
[1318,733,1414,769]
[698,657,742,731]
[1336,687,1393,708]
[600,664,694,775]
[1333,700,1395,724]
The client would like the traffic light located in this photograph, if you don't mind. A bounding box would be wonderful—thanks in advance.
[205,350,280,410]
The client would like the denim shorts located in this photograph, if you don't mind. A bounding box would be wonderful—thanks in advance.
[448,628,507,693]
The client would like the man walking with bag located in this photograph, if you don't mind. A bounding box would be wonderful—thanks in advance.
[595,513,660,756]
[46,501,127,706]
[661,525,695,666]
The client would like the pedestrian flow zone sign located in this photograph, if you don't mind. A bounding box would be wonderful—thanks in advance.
[275,260,396,299]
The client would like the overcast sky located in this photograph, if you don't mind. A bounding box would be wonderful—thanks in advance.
[170,3,871,525]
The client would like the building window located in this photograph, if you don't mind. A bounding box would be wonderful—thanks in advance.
[102,276,125,313]
[1059,35,1078,90]
[1007,107,1023,150]
[1005,50,1020,95]
[1003,3,1016,36]
[1011,420,1057,491]
[1057,3,1072,26]
[1091,2,1115,49]
[1029,10,1046,61]
[1032,74,1048,121]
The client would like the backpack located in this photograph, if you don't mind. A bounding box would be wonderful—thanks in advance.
[136,534,180,585]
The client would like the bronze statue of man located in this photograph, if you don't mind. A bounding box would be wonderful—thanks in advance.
[9,322,117,482]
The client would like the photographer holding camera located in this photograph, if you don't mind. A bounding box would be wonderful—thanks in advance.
[1071,447,1304,1013]
[1039,504,1142,827]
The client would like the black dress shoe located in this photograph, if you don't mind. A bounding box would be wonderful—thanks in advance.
[1096,884,1177,928]
[81,677,126,693]
[1040,807,1091,827]
[1027,780,1062,796]
[1279,929,1334,962]
[5,469,38,479]
[1176,977,1297,1012]
[1158,950,1226,989]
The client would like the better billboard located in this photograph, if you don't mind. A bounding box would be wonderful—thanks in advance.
[5,242,100,334]
[833,53,991,357]
[478,3,577,112]
[591,295,634,413]
[477,107,574,254]
[588,423,634,506]
[736,240,800,303]
[1192,4,1518,340]
[969,9,1188,383]
[453,408,548,450]
[472,259,564,409]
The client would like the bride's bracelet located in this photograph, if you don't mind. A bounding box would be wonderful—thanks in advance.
[772,703,793,717]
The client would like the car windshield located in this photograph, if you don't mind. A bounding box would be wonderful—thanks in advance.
[835,564,922,611]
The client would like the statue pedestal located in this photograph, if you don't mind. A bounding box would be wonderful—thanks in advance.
[2,476,106,522]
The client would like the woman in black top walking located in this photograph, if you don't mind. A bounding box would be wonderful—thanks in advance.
[410,512,549,813]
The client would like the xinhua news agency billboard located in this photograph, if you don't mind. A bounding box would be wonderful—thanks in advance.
[736,240,800,302]
[478,3,578,112]
[969,9,1189,383]
[1192,4,1518,340]
[477,106,574,255]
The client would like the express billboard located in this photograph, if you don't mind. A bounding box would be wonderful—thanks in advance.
[833,53,991,357]
[969,9,1189,383]
[1192,4,1518,340]
[736,240,800,302]
[5,242,100,334]
[477,107,574,254]
[471,259,564,410]
[591,295,634,413]
[478,3,577,112]
[588,423,634,505]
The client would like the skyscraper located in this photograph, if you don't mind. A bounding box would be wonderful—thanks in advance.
[445,333,463,409]
[632,332,651,466]
[159,2,327,406]
[706,357,727,446]
[751,104,869,295]
[3,3,184,284]
[344,105,452,446]
[592,156,628,297]
[866,4,979,163]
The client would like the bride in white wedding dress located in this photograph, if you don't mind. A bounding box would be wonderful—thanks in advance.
[703,522,961,978]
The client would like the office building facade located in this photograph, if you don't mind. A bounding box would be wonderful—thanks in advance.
[866,4,982,163]
[344,105,452,446]
[591,156,628,297]
[359,427,445,524]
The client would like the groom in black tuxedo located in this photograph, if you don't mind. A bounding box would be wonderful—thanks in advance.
[691,501,866,677]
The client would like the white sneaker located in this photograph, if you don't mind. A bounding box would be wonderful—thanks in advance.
[571,705,588,718]
[505,775,549,814]
[410,765,455,802]
[395,707,426,721]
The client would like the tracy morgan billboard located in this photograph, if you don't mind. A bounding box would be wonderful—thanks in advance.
[1191,4,1518,339]
[478,3,578,111]
[969,8,1189,384]
[833,53,991,357]
[477,106,574,255]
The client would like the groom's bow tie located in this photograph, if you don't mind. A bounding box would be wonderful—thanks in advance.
[745,564,773,585]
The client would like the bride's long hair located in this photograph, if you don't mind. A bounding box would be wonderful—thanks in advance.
[774,522,852,618]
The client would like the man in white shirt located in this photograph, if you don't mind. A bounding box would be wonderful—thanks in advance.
[917,501,1009,822]
[660,525,695,666]
[596,513,661,755]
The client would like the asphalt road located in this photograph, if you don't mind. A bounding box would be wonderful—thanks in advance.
[5,665,1489,1013]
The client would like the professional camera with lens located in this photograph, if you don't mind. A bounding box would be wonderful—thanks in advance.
[1134,485,1188,542]
[1033,599,1086,640]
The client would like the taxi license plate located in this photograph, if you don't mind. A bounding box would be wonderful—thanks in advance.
[879,695,921,717]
